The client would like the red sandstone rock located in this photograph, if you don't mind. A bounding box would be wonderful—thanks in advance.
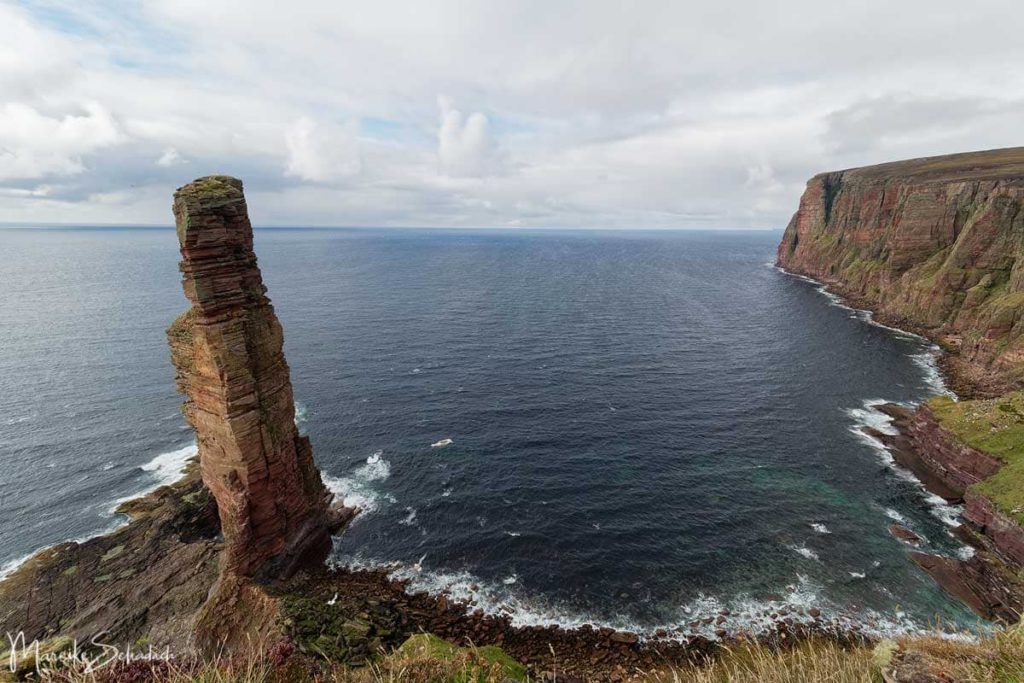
[906,405,1001,495]
[169,175,342,582]
[888,524,924,547]
[964,491,1024,567]
[776,147,1024,398]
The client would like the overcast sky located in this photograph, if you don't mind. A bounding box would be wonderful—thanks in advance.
[3,1,1022,228]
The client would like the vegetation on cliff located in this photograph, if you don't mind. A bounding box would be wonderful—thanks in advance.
[777,147,1024,398]
[930,391,1024,524]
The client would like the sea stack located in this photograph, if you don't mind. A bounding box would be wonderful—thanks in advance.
[169,176,348,644]
[169,176,343,579]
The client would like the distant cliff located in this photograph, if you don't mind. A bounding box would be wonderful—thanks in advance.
[778,149,1024,622]
[777,147,1024,397]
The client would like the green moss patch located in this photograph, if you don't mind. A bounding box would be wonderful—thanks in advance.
[389,634,527,682]
[930,391,1024,522]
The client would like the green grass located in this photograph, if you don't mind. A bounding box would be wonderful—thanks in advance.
[930,391,1024,523]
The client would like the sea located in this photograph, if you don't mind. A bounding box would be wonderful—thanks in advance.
[0,226,978,638]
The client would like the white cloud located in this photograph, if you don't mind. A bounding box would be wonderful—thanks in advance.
[1,0,1023,226]
[156,147,186,167]
[284,116,361,182]
[0,102,122,181]
[437,96,501,178]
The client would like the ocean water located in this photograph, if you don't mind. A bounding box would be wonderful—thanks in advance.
[0,227,976,636]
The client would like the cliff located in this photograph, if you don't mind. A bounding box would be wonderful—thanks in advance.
[777,147,1024,397]
[777,149,1024,622]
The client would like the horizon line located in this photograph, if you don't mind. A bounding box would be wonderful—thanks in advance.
[0,222,784,231]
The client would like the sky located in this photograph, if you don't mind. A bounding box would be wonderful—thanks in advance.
[2,1,1023,229]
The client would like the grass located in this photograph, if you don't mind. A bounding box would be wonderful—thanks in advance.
[929,391,1024,523]
[24,627,1024,683]
[651,639,876,683]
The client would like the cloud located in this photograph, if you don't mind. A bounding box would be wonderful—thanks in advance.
[0,102,122,181]
[284,116,361,182]
[437,96,502,178]
[156,147,186,167]
[1,0,1023,226]
[824,95,1024,157]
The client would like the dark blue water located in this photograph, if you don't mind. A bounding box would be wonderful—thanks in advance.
[0,227,976,636]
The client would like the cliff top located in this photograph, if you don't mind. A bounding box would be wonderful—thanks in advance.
[819,146,1024,184]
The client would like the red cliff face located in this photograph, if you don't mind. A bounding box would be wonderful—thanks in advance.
[168,176,338,582]
[777,150,1024,619]
[906,405,1002,495]
[777,148,1024,397]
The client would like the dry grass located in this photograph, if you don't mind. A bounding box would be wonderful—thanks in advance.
[650,639,875,683]
[25,627,1024,683]
[891,624,1024,682]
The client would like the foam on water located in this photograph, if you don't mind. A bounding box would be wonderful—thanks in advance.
[140,443,198,486]
[911,349,957,398]
[790,544,821,562]
[347,554,966,641]
[885,508,909,524]
[398,507,418,526]
[846,400,967,534]
[294,400,309,426]
[324,450,393,518]
[0,553,34,581]
[810,523,831,534]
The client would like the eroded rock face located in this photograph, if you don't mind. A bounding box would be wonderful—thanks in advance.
[906,404,1002,496]
[169,176,337,581]
[777,147,1024,397]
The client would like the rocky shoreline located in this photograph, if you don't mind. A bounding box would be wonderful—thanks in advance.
[0,454,874,682]
[771,265,1024,626]
[775,148,1024,628]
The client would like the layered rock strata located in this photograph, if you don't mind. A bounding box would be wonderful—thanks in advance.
[777,147,1024,398]
[169,175,342,582]
[777,149,1024,621]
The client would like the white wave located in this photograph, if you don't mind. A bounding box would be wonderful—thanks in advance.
[911,348,957,399]
[504,531,522,537]
[848,401,966,530]
[810,523,831,534]
[775,266,955,399]
[140,443,198,486]
[294,400,309,426]
[334,551,974,642]
[957,545,976,561]
[0,553,34,581]
[925,493,963,528]
[398,507,418,526]
[849,571,866,579]
[441,488,453,498]
[431,438,453,449]
[323,451,392,518]
[885,508,908,523]
[790,544,821,562]
[100,442,199,517]
[847,399,899,439]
